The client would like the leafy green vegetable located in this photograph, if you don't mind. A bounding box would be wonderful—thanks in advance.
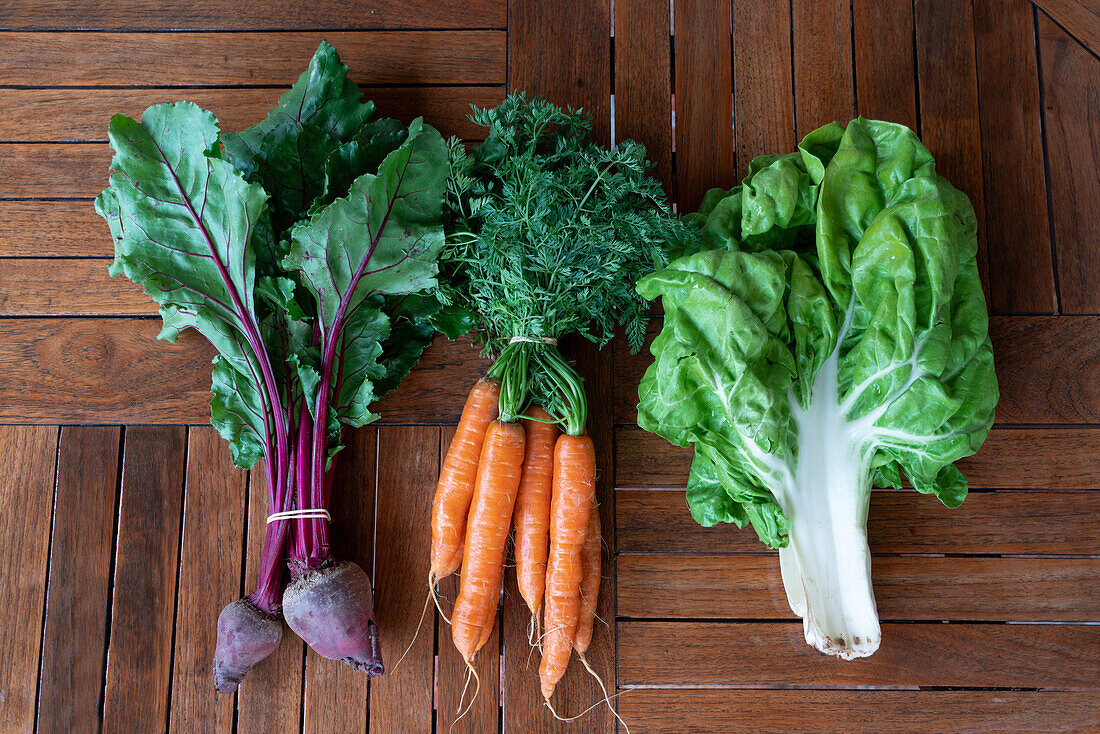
[636,118,998,659]
[444,94,698,432]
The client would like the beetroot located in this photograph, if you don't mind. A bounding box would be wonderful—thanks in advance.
[212,598,283,692]
[283,560,384,675]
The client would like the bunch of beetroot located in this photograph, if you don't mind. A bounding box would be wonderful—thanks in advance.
[96,43,462,690]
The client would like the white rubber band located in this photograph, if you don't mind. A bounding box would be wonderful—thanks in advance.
[266,508,332,525]
[509,336,558,346]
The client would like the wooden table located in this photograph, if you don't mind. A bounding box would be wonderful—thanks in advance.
[1,1,1097,732]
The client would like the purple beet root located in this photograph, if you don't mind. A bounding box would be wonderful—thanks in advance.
[283,559,384,675]
[212,597,283,692]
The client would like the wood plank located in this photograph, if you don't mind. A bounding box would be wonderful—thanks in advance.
[616,487,1100,555]
[618,555,1100,622]
[301,426,376,734]
[618,689,1100,734]
[1038,15,1100,314]
[0,86,504,143]
[1034,0,1100,54]
[369,426,438,733]
[0,259,146,316]
[914,0,990,296]
[168,427,247,733]
[0,319,489,424]
[619,621,1100,688]
[791,0,855,137]
[0,202,110,258]
[0,0,505,31]
[973,0,1056,313]
[508,0,611,142]
[673,0,735,211]
[0,143,107,199]
[435,427,502,734]
[852,0,917,129]
[731,0,795,180]
[0,426,57,732]
[0,31,505,87]
[236,470,302,734]
[614,316,1100,426]
[102,426,186,734]
[613,0,673,192]
[35,426,120,733]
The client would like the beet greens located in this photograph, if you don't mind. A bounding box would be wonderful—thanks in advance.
[96,42,456,690]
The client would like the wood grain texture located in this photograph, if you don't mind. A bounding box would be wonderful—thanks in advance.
[0,319,489,423]
[673,0,735,211]
[618,555,1100,621]
[168,427,247,734]
[619,621,1100,688]
[613,0,673,192]
[508,0,611,142]
[0,202,110,257]
[791,0,855,137]
[0,86,505,143]
[974,0,1056,313]
[102,426,186,734]
[0,31,505,87]
[369,426,437,733]
[236,470,303,734]
[0,0,505,31]
[914,0,991,296]
[0,426,57,732]
[614,315,1100,425]
[35,426,120,734]
[0,258,146,315]
[616,488,1100,555]
[618,689,1100,734]
[731,0,795,180]
[1038,14,1100,314]
[1034,0,1100,54]
[301,426,376,734]
[0,143,107,198]
[852,0,917,129]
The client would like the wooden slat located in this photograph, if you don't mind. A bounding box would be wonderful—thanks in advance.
[618,690,1100,734]
[914,0,990,296]
[673,0,735,211]
[0,143,106,199]
[1038,15,1100,314]
[613,0,673,192]
[0,202,109,258]
[435,427,501,734]
[35,426,120,733]
[0,319,489,424]
[616,488,1100,555]
[301,427,376,734]
[0,32,506,87]
[102,426,186,734]
[0,259,146,315]
[236,471,303,734]
[619,621,1100,688]
[731,0,795,180]
[369,426,437,733]
[973,0,1056,313]
[0,86,504,143]
[614,316,1100,426]
[0,0,505,31]
[618,555,1100,621]
[1034,0,1100,54]
[791,0,855,137]
[852,0,917,129]
[0,426,57,732]
[168,427,247,733]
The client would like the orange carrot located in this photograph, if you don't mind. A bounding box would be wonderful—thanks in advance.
[573,496,602,655]
[539,432,596,701]
[513,406,559,627]
[430,378,501,584]
[451,420,526,663]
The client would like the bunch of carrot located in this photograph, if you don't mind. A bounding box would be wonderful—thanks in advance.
[429,375,603,704]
